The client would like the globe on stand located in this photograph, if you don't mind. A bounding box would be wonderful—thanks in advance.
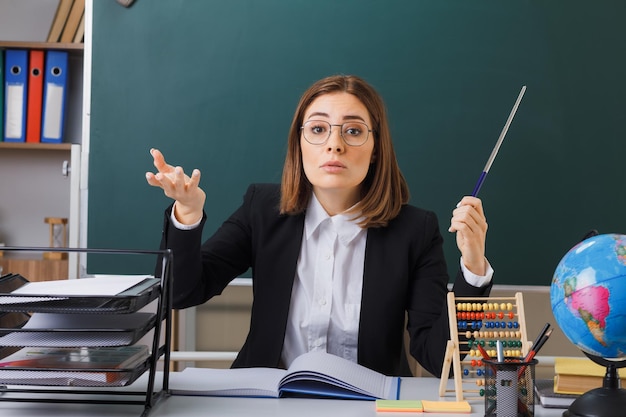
[551,233,626,417]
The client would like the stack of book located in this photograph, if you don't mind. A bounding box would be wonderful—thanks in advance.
[535,357,626,409]
[554,357,626,395]
[47,0,85,44]
[534,379,578,409]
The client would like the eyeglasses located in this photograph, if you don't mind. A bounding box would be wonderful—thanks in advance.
[301,120,372,147]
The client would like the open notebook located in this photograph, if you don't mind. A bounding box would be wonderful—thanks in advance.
[169,350,400,400]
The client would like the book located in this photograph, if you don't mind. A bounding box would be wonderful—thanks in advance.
[375,399,472,413]
[534,378,578,409]
[73,10,85,43]
[47,0,75,43]
[168,350,400,400]
[554,357,626,395]
[59,0,84,43]
[0,345,149,385]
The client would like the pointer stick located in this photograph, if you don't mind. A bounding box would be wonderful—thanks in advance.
[471,85,527,197]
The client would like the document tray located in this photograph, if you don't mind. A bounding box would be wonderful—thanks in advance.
[0,355,152,387]
[0,312,157,347]
[0,274,161,314]
[0,247,173,416]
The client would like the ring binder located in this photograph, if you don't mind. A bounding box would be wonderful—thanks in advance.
[3,50,28,143]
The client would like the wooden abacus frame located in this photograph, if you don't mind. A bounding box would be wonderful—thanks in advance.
[438,292,530,401]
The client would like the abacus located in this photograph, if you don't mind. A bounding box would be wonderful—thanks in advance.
[438,292,529,401]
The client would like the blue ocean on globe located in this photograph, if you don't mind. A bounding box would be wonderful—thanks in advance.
[550,233,626,359]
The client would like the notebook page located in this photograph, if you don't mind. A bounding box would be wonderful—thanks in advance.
[12,276,150,296]
[282,351,397,399]
[169,367,285,397]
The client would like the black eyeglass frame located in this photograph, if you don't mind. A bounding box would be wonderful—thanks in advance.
[300,120,373,147]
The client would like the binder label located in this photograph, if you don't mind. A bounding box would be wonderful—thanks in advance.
[42,84,65,140]
[5,85,25,139]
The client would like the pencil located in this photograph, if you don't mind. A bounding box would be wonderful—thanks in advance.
[529,323,551,353]
[475,342,491,360]
[517,328,553,378]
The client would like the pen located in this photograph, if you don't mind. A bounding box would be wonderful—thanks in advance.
[496,339,504,362]
[517,328,553,378]
[471,85,527,197]
[529,328,552,360]
[529,322,551,353]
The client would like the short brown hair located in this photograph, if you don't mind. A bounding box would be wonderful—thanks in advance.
[280,75,409,228]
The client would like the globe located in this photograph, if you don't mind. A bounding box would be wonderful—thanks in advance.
[551,233,626,417]
[551,233,626,359]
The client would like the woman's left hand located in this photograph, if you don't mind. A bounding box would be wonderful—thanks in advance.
[448,196,488,275]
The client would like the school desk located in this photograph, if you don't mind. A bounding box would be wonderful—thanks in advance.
[0,372,565,417]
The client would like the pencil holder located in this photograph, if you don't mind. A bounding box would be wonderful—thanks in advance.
[484,358,537,417]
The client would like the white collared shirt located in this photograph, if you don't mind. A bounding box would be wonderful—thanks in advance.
[281,193,367,368]
[279,195,493,367]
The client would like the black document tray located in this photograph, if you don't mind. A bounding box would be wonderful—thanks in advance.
[0,247,173,416]
[0,312,157,347]
[0,355,153,388]
[0,274,161,314]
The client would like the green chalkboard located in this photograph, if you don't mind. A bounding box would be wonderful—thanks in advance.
[88,0,626,285]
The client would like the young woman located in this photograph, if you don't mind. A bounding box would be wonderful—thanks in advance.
[146,75,493,377]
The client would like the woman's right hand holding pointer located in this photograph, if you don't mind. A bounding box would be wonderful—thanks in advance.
[145,148,206,225]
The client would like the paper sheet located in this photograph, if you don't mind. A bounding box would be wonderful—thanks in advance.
[11,276,151,296]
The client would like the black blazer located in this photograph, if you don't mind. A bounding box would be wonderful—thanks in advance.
[160,183,491,376]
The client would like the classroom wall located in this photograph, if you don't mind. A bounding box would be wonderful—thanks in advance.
[0,0,59,42]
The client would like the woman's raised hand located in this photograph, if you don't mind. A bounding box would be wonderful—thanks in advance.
[145,148,206,225]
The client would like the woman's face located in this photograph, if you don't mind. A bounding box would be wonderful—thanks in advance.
[300,92,375,207]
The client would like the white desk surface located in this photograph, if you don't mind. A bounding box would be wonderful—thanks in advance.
[0,373,565,417]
